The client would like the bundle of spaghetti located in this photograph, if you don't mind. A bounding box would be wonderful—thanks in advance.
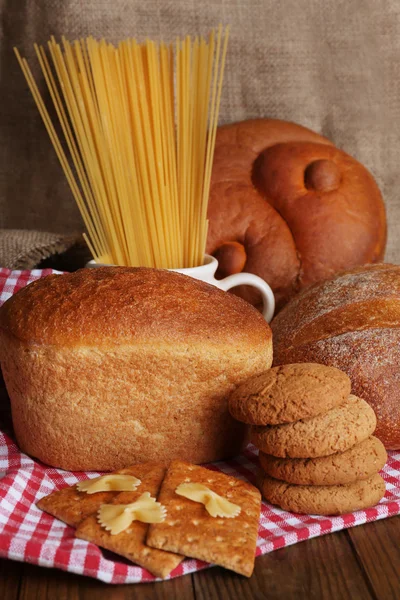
[14,26,229,268]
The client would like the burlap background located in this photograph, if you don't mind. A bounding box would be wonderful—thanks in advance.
[0,0,399,266]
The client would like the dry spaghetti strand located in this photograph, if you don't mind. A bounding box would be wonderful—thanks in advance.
[15,27,229,268]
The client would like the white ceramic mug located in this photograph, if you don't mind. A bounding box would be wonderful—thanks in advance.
[86,254,275,322]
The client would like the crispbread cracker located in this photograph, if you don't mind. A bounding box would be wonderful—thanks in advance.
[146,460,261,577]
[37,464,155,527]
[75,464,183,579]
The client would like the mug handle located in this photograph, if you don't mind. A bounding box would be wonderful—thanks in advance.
[218,272,275,323]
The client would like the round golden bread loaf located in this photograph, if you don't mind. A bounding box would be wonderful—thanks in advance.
[206,118,386,310]
[0,267,272,471]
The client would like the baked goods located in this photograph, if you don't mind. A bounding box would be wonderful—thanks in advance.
[38,463,183,578]
[146,460,261,577]
[206,119,386,309]
[251,395,377,458]
[38,460,260,578]
[0,267,272,471]
[258,473,386,515]
[271,263,400,449]
[76,464,183,579]
[228,363,351,425]
[259,437,387,486]
[229,363,386,514]
[37,465,146,527]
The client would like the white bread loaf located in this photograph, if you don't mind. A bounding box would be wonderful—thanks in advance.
[0,267,272,470]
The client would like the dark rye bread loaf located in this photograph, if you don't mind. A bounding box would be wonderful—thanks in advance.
[272,264,400,449]
[0,267,272,470]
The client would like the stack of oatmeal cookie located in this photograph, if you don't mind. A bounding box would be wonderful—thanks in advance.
[229,363,387,515]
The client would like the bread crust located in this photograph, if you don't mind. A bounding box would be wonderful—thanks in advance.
[272,264,400,449]
[0,267,271,348]
[0,268,272,470]
[206,119,386,309]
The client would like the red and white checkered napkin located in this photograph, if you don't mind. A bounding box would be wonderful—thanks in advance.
[0,267,400,584]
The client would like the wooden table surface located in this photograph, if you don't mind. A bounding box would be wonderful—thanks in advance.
[1,515,399,600]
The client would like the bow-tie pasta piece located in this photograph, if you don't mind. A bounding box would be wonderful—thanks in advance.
[175,482,241,518]
[98,492,167,535]
[77,474,141,494]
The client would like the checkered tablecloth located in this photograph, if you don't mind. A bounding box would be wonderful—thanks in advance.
[0,268,399,584]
